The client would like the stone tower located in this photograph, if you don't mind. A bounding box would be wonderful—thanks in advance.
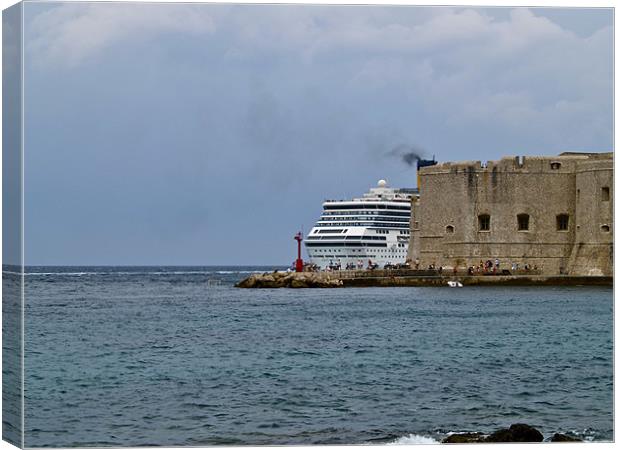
[408,152,612,276]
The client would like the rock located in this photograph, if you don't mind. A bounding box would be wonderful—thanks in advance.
[442,433,486,443]
[235,275,256,288]
[236,271,344,288]
[486,424,543,443]
[441,425,577,444]
[551,433,581,442]
[290,279,308,288]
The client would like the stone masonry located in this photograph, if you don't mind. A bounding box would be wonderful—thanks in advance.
[407,152,613,276]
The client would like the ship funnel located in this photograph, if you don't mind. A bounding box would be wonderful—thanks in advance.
[416,156,438,190]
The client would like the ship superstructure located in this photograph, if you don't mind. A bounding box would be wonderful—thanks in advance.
[305,180,417,270]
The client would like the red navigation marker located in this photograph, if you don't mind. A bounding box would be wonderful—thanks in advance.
[294,232,304,272]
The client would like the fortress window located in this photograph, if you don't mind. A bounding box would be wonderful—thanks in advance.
[556,214,569,231]
[517,214,530,231]
[478,214,490,231]
[550,161,561,170]
[602,187,610,201]
[601,224,610,232]
[446,225,454,234]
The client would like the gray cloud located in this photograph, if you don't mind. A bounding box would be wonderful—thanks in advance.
[27,3,216,67]
[21,4,613,265]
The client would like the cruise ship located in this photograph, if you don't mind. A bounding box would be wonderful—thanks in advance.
[305,180,417,270]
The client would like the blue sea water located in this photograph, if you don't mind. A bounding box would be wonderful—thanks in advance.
[11,266,613,446]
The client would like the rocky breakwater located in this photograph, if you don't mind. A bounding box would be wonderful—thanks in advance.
[236,271,344,288]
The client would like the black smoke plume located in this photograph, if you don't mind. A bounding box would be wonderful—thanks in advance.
[386,144,425,167]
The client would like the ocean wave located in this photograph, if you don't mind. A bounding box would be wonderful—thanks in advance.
[24,272,93,276]
[15,270,266,276]
[388,434,439,445]
[566,428,600,442]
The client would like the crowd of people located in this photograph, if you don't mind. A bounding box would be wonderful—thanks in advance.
[422,259,538,275]
[295,258,539,274]
[292,259,411,272]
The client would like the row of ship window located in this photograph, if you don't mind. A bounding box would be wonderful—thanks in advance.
[321,211,411,217]
[307,236,388,241]
[306,242,388,247]
[312,255,405,259]
[310,249,407,254]
[316,222,410,228]
[310,246,407,251]
[324,204,410,210]
[375,229,409,234]
[319,216,410,223]
[313,229,410,235]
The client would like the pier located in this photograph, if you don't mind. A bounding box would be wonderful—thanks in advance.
[235,269,612,288]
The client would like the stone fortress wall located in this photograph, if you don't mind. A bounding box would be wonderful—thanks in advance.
[407,152,613,276]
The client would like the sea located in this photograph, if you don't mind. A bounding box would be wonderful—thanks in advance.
[3,266,614,447]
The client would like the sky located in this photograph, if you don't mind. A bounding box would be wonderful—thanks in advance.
[11,2,614,265]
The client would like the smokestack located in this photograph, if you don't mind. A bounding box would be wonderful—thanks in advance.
[416,155,438,190]
[384,144,437,189]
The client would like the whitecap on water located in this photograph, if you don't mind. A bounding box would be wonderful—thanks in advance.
[388,434,439,445]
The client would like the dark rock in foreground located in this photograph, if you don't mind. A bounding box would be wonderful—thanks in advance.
[442,424,544,443]
[551,433,582,442]
[442,432,486,443]
[486,424,544,442]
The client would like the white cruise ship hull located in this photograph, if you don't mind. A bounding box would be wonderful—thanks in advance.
[304,180,416,270]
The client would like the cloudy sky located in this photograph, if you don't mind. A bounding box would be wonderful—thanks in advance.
[15,2,613,265]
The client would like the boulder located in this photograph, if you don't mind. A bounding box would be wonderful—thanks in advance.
[486,424,543,443]
[442,433,486,443]
[290,279,308,288]
[550,433,581,442]
[235,275,256,288]
[272,279,288,288]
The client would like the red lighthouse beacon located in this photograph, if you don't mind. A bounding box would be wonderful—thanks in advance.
[294,232,304,272]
